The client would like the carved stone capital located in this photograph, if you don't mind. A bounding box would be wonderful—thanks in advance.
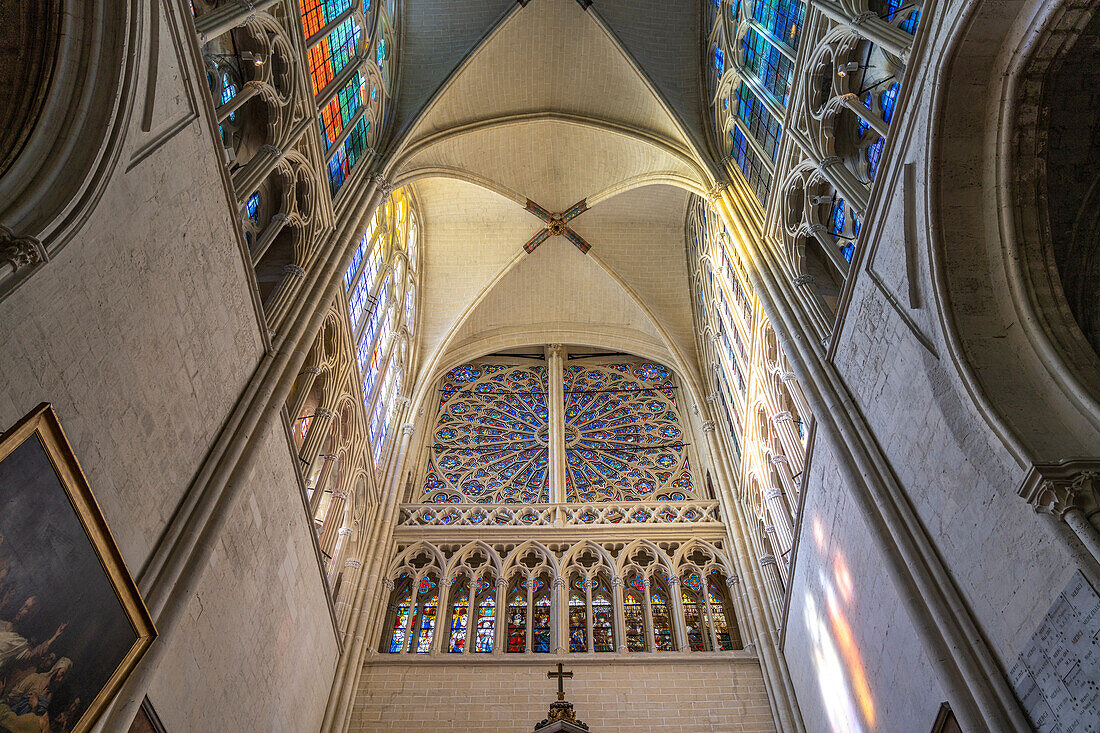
[706,180,729,202]
[819,155,844,170]
[314,407,334,420]
[401,423,416,436]
[345,558,362,569]
[667,576,680,587]
[705,391,719,403]
[769,454,789,465]
[764,524,777,535]
[259,144,282,157]
[611,575,624,588]
[759,555,777,567]
[269,212,290,224]
[382,578,395,590]
[338,527,353,536]
[793,274,817,288]
[496,577,509,589]
[552,576,567,590]
[283,263,306,278]
[765,489,783,501]
[0,226,46,274]
[1019,462,1100,520]
[808,223,830,236]
[372,173,393,198]
[779,371,797,382]
[772,411,793,424]
[701,419,716,434]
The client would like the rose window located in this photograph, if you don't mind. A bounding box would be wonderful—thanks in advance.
[423,355,696,504]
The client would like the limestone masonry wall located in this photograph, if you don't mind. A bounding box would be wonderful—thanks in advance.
[350,657,776,732]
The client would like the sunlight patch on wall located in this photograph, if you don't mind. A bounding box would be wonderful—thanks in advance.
[801,514,877,732]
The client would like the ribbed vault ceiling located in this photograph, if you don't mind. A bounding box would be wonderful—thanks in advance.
[389,0,715,404]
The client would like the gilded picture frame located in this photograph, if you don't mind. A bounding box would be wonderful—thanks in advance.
[0,403,156,733]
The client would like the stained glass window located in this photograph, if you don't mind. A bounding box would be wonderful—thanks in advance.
[532,578,552,653]
[413,581,438,653]
[506,579,527,653]
[425,363,550,504]
[569,578,587,652]
[623,585,646,652]
[388,580,413,652]
[708,575,740,650]
[474,591,495,653]
[447,579,470,653]
[651,584,675,651]
[423,357,698,504]
[245,192,260,222]
[592,580,615,652]
[563,363,693,502]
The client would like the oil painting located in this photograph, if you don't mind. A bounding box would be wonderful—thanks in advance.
[0,405,155,733]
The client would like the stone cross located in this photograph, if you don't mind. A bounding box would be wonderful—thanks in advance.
[547,662,574,701]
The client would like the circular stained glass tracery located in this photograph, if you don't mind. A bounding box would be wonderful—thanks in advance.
[423,358,695,504]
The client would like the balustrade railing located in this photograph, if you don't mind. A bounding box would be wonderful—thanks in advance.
[397,501,723,528]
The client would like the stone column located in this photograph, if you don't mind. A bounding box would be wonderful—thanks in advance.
[808,222,851,277]
[611,575,628,653]
[431,579,452,654]
[836,92,890,138]
[777,372,811,425]
[772,411,805,475]
[299,406,334,468]
[493,577,509,654]
[546,345,566,509]
[217,80,265,123]
[758,554,785,616]
[553,576,569,654]
[327,527,354,588]
[813,0,914,60]
[764,486,796,556]
[263,263,306,329]
[307,453,337,515]
[251,212,290,264]
[194,0,282,43]
[667,577,689,651]
[764,525,790,585]
[318,490,348,555]
[289,364,322,425]
[817,155,869,215]
[232,143,285,200]
[335,557,362,628]
[726,575,750,649]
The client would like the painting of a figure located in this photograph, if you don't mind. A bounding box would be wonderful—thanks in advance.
[0,405,155,733]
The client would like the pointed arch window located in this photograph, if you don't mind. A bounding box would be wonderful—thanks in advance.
[568,576,588,652]
[505,576,528,653]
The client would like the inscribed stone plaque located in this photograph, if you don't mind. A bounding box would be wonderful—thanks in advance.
[1009,571,1100,732]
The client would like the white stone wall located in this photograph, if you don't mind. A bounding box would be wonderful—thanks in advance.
[0,5,338,727]
[351,656,776,732]
[783,431,945,733]
[785,0,1095,725]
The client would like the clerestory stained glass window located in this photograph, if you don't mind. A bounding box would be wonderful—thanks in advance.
[422,355,698,504]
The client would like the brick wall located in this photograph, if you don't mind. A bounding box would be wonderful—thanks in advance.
[350,656,776,732]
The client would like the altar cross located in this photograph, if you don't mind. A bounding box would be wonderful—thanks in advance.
[547,662,574,701]
[522,198,593,254]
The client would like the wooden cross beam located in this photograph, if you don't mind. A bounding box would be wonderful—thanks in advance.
[547,662,574,701]
[523,199,592,254]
